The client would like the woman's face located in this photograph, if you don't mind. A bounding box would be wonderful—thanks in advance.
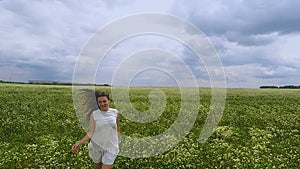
[97,96,110,111]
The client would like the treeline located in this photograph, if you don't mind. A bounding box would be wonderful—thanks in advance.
[260,85,300,89]
[28,80,110,86]
[0,80,110,86]
[0,80,26,84]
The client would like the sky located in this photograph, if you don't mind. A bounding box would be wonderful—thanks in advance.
[1,0,300,88]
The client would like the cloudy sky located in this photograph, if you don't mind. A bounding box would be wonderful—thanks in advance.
[1,0,300,88]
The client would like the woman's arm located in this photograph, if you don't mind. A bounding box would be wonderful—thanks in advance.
[117,112,120,144]
[72,114,95,153]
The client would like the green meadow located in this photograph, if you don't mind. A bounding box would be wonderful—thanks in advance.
[0,83,299,168]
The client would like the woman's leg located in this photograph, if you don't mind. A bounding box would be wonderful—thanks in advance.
[94,163,102,169]
[101,164,112,169]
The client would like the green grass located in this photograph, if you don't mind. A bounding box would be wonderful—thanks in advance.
[0,83,299,168]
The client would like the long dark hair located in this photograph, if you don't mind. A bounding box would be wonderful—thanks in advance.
[79,89,110,121]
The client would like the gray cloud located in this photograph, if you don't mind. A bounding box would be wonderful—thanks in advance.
[182,0,300,46]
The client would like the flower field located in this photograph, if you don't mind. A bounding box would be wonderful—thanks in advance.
[0,83,299,168]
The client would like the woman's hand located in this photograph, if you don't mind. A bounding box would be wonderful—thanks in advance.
[71,114,95,153]
[72,143,80,153]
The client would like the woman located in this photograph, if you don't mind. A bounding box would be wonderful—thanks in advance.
[72,90,120,169]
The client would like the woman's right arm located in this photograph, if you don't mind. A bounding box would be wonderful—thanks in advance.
[72,114,95,153]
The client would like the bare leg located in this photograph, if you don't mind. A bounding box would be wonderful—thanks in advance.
[102,164,112,169]
[94,163,102,169]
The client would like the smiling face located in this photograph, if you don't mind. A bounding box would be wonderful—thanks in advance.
[97,96,110,111]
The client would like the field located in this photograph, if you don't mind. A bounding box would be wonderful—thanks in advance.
[0,83,299,168]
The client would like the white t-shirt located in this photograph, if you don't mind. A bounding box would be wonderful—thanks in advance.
[90,108,119,154]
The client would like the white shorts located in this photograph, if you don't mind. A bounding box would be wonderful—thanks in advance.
[88,142,118,165]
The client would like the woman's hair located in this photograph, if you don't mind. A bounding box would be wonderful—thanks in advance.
[80,89,110,121]
[97,91,110,100]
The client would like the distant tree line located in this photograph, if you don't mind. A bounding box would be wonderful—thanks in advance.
[0,80,26,84]
[0,80,110,86]
[260,85,300,89]
[28,80,110,86]
[28,80,60,85]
